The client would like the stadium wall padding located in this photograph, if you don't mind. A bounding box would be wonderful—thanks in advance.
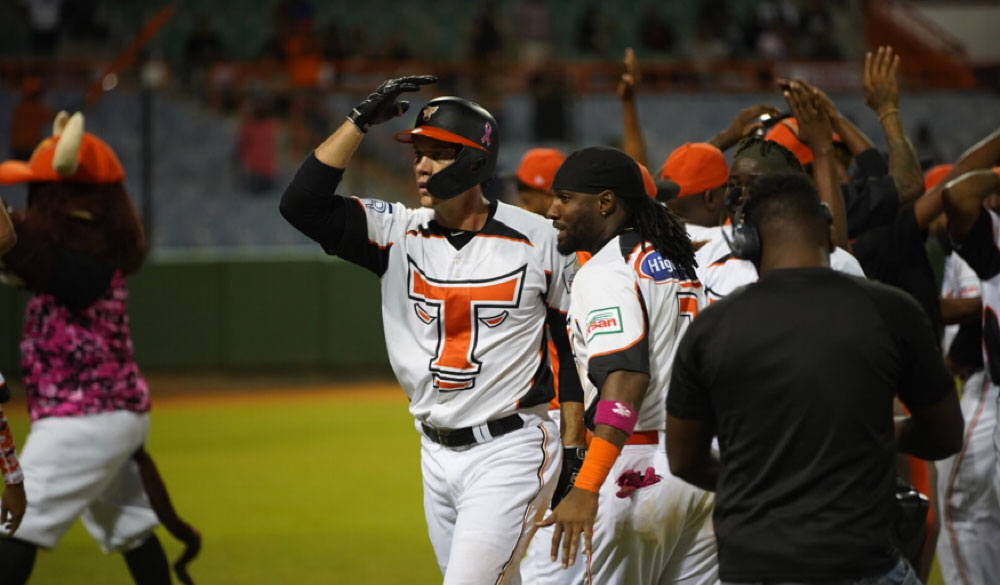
[0,257,391,374]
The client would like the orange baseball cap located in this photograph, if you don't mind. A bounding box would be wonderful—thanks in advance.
[764,118,842,166]
[516,148,565,191]
[924,164,953,191]
[637,163,656,199]
[659,143,728,198]
[0,113,124,185]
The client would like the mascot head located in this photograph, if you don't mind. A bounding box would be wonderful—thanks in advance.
[0,112,145,307]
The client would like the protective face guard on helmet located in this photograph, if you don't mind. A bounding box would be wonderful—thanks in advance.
[395,97,499,200]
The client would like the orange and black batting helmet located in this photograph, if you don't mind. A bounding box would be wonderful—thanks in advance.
[395,96,499,199]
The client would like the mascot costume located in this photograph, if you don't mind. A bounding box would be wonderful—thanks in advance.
[0,112,199,585]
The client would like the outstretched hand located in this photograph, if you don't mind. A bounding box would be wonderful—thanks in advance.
[348,75,438,133]
[864,46,900,117]
[617,48,640,101]
[171,522,202,585]
[782,81,833,151]
[537,487,599,569]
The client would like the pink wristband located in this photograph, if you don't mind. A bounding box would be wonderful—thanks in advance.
[594,399,639,436]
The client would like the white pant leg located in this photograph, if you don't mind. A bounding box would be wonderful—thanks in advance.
[422,419,561,585]
[15,411,155,550]
[521,521,586,585]
[586,442,719,585]
[936,374,1000,585]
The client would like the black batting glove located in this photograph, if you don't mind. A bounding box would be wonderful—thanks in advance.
[347,75,437,133]
[551,446,587,509]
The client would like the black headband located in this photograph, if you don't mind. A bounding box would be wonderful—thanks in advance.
[551,146,647,200]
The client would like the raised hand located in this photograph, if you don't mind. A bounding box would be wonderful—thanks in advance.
[617,48,640,101]
[348,75,438,133]
[864,46,900,118]
[782,81,833,151]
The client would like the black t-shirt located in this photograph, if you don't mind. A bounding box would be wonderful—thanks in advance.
[851,204,942,337]
[842,148,899,239]
[667,268,953,582]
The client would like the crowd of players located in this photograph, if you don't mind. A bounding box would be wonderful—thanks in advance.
[280,40,1000,585]
[1,39,999,585]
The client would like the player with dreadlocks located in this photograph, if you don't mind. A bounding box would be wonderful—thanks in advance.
[695,133,865,303]
[540,146,719,585]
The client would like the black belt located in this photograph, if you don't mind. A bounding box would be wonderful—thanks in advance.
[421,414,524,447]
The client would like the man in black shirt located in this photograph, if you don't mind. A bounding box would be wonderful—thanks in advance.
[665,172,963,584]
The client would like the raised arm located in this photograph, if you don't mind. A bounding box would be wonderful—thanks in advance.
[865,46,924,205]
[280,75,436,249]
[707,104,781,152]
[618,48,647,167]
[783,82,849,248]
[914,128,1000,229]
[797,79,876,157]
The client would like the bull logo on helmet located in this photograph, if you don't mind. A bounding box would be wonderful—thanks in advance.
[481,122,493,147]
[422,106,439,122]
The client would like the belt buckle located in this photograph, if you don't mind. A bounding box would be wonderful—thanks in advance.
[435,427,449,445]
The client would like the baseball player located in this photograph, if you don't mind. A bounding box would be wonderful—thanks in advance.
[280,77,579,584]
[540,146,718,585]
[695,136,865,303]
[940,161,1000,585]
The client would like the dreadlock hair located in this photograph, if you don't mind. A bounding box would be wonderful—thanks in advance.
[621,195,698,278]
[733,136,804,174]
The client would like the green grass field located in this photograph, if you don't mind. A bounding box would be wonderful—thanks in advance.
[3,380,946,585]
[5,383,442,584]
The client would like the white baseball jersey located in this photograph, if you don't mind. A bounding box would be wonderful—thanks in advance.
[336,197,569,429]
[941,210,1000,585]
[567,231,704,432]
[941,251,982,353]
[694,225,865,303]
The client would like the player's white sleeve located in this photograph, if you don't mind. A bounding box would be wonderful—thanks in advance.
[830,247,866,277]
[571,266,648,390]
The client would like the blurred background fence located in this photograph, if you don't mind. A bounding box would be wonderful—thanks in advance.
[1,0,998,372]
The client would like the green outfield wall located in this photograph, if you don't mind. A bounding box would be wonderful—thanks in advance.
[0,255,391,374]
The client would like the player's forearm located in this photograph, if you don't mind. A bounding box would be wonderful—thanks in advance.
[879,111,924,205]
[830,114,875,157]
[621,98,647,167]
[812,147,849,248]
[560,401,587,447]
[940,296,981,325]
[944,171,1000,238]
[314,120,364,169]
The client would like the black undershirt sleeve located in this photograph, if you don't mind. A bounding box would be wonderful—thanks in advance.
[279,153,349,254]
[546,308,584,403]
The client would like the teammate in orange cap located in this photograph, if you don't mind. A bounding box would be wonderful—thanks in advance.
[515,148,566,215]
[658,142,730,243]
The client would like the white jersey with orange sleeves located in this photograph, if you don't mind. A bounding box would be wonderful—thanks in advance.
[567,231,704,432]
[336,196,571,429]
[694,226,865,303]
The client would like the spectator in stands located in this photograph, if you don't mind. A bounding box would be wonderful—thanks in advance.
[21,0,62,56]
[666,170,963,585]
[237,98,279,194]
[638,4,674,54]
[9,78,53,161]
[182,15,225,89]
[513,148,565,216]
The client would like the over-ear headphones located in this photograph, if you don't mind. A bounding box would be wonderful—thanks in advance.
[722,198,833,263]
